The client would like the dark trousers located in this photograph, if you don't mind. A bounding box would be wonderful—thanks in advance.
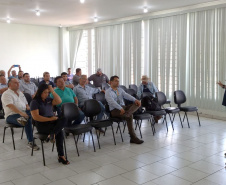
[111,104,139,138]
[36,117,67,156]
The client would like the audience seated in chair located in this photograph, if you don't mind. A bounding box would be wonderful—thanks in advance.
[74,75,106,132]
[8,65,22,80]
[51,76,84,125]
[0,70,6,77]
[0,75,8,95]
[88,68,109,88]
[19,73,37,98]
[61,72,74,89]
[1,78,39,150]
[30,84,69,165]
[38,72,55,88]
[105,75,144,144]
[67,68,73,83]
[73,68,82,86]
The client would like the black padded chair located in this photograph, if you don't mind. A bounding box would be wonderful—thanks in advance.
[93,92,106,105]
[0,94,4,119]
[83,99,116,149]
[125,89,152,137]
[156,92,183,129]
[24,93,32,105]
[61,103,96,156]
[129,84,138,94]
[102,83,110,90]
[119,85,127,92]
[174,90,201,128]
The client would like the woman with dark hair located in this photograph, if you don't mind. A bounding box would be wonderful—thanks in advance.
[30,84,69,165]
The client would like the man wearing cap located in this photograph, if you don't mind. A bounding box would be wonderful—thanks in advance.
[88,68,109,88]
[137,75,158,99]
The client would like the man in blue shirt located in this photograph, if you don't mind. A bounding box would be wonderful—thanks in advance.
[74,75,106,121]
[105,76,144,144]
[38,72,55,88]
[137,75,158,99]
[51,76,84,125]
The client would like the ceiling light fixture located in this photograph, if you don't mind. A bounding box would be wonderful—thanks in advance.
[6,18,11,24]
[94,17,98,22]
[143,7,148,13]
[36,10,40,16]
[59,24,62,28]
[80,0,85,3]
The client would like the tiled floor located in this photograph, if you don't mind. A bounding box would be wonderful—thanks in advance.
[0,115,226,185]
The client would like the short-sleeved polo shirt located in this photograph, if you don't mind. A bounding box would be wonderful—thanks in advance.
[50,87,76,107]
[30,98,54,117]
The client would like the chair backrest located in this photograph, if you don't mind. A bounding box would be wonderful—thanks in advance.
[142,92,153,98]
[0,94,2,110]
[126,89,136,97]
[119,85,127,91]
[61,103,80,121]
[83,99,101,118]
[129,84,138,93]
[24,93,32,105]
[174,90,186,107]
[102,83,110,90]
[156,92,167,106]
[93,92,106,105]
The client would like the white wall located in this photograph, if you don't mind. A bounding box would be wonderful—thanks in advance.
[0,22,60,78]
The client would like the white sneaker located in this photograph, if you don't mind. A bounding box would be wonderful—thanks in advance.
[17,117,28,126]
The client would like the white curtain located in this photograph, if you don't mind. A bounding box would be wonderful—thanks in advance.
[188,8,226,111]
[69,30,83,73]
[95,25,123,82]
[144,14,187,100]
[123,21,142,86]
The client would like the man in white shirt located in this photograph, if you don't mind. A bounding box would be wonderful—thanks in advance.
[1,78,39,150]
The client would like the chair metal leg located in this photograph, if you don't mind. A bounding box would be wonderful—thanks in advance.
[137,120,143,138]
[117,123,124,142]
[41,140,46,166]
[164,116,168,132]
[123,121,126,133]
[183,113,186,122]
[76,135,80,142]
[196,111,201,126]
[31,137,35,156]
[185,112,190,128]
[95,129,101,149]
[178,112,183,128]
[168,114,174,130]
[111,125,116,145]
[150,116,156,135]
[73,135,80,156]
[63,137,67,160]
[103,127,107,136]
[21,127,24,139]
[10,128,15,150]
[3,126,7,143]
[83,133,86,142]
[135,120,138,130]
[90,130,96,152]
[52,143,55,152]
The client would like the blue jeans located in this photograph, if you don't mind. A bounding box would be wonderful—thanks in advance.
[96,101,106,120]
[6,110,33,142]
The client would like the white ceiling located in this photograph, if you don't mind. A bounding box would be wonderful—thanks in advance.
[0,0,223,27]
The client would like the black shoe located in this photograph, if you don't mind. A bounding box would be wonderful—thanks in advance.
[130,137,144,144]
[58,157,70,165]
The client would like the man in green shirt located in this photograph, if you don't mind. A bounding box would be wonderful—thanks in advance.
[50,76,85,125]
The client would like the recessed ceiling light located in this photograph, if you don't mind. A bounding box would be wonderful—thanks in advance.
[6,18,11,24]
[94,17,98,22]
[80,0,85,3]
[143,7,148,13]
[59,24,62,28]
[36,10,40,16]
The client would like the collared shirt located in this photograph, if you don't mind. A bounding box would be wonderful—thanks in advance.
[65,81,72,86]
[38,80,55,88]
[105,87,136,111]
[137,82,158,99]
[50,87,76,107]
[88,74,109,88]
[1,89,28,119]
[0,84,8,89]
[73,74,80,86]
[30,98,54,117]
[19,80,37,96]
[73,84,99,107]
